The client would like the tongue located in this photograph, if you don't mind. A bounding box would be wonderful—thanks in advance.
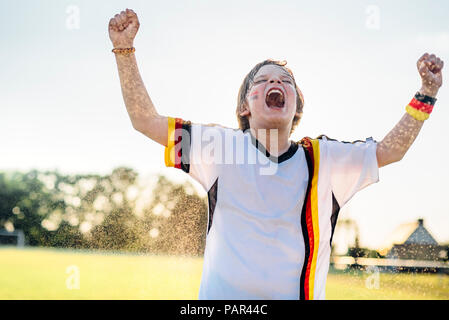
[266,92,284,108]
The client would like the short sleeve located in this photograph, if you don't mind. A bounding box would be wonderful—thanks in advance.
[322,136,379,207]
[164,117,222,191]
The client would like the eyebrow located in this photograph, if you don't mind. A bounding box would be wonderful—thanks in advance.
[254,72,293,81]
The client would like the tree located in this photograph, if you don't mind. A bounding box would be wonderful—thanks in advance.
[1,168,209,256]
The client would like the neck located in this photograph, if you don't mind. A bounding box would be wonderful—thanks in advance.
[249,126,291,156]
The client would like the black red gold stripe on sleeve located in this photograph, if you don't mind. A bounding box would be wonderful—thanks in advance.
[164,117,192,173]
[299,137,320,300]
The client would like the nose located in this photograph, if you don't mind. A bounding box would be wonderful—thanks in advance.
[269,76,282,84]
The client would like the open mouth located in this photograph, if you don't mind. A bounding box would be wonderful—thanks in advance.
[265,88,285,108]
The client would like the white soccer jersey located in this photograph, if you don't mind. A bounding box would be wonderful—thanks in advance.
[164,117,379,300]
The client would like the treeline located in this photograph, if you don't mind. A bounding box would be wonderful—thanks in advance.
[0,167,208,255]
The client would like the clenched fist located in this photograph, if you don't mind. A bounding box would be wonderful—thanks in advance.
[108,9,140,48]
[417,53,444,97]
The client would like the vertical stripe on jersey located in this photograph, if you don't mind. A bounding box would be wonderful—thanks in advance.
[207,178,218,235]
[299,138,313,300]
[164,117,191,173]
[309,139,320,300]
[329,192,340,246]
[299,137,320,300]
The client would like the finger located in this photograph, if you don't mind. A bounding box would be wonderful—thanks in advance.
[432,59,441,73]
[418,61,431,78]
[428,54,437,68]
[417,53,429,70]
[423,59,433,70]
[429,62,439,73]
[114,14,123,26]
[119,12,127,25]
[116,14,127,31]
[418,57,428,71]
[418,52,429,63]
[122,12,131,29]
[126,8,135,18]
[120,10,128,23]
[109,18,118,31]
[126,9,139,26]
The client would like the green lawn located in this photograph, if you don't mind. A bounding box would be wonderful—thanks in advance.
[0,247,448,300]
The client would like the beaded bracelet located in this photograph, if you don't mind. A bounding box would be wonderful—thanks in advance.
[405,92,436,121]
[112,47,135,56]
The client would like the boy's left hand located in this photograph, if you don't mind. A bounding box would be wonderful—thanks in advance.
[418,53,444,97]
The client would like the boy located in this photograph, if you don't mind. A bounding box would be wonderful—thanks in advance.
[108,9,444,299]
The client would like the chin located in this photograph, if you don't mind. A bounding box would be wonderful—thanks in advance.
[260,117,291,131]
[251,103,295,131]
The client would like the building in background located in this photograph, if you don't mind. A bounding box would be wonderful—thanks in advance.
[380,219,448,261]
[332,219,449,274]
[0,229,25,247]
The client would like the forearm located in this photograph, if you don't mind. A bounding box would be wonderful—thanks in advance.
[376,53,443,168]
[376,112,425,167]
[114,53,167,146]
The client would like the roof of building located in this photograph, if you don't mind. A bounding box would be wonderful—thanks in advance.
[378,219,438,255]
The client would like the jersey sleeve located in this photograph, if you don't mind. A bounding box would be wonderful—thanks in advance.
[164,117,222,191]
[321,136,379,207]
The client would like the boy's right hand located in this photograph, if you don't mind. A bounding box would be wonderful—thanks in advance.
[108,9,140,48]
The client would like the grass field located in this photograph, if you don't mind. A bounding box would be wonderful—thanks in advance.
[0,247,448,300]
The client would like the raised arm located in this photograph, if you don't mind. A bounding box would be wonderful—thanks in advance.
[109,9,167,146]
[376,53,444,168]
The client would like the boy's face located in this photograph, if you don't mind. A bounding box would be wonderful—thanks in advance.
[242,64,298,132]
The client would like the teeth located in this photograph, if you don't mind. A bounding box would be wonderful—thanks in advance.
[268,89,283,95]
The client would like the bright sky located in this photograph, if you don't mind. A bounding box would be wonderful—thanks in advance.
[1,0,448,250]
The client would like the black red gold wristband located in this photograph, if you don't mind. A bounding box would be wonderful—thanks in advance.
[405,92,436,121]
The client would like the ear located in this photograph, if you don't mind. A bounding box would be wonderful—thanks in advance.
[240,100,251,117]
[240,108,251,117]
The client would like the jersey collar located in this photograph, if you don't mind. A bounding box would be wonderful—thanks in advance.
[249,132,299,164]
